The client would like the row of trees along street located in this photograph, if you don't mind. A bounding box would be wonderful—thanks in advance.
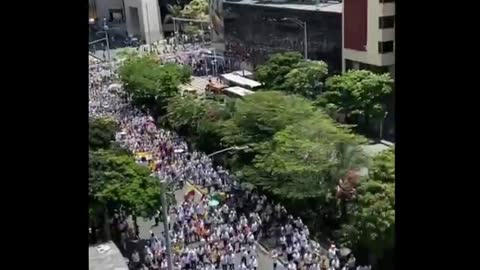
[89,117,171,245]
[114,51,395,268]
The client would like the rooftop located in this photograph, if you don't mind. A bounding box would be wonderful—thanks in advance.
[221,73,262,88]
[225,86,255,96]
[89,241,128,270]
[223,0,343,13]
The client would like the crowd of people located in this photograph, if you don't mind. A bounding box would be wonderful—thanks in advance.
[89,56,367,270]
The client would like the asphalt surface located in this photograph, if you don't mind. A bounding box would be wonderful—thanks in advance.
[131,182,285,270]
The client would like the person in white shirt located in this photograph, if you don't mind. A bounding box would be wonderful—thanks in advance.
[241,249,248,266]
[328,244,338,260]
[251,256,258,270]
[286,245,293,262]
[271,249,279,270]
[332,257,340,270]
[220,254,228,270]
[304,251,313,268]
[292,250,300,269]
[288,261,297,270]
[247,232,255,246]
[279,235,287,253]
[227,253,235,270]
[249,243,256,255]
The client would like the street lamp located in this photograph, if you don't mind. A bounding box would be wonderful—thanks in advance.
[159,179,173,270]
[379,111,389,141]
[103,18,112,68]
[207,145,249,158]
[281,17,308,59]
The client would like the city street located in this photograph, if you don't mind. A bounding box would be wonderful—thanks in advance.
[131,182,285,270]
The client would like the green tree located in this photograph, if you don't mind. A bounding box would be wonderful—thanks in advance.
[248,111,364,199]
[89,117,118,150]
[220,91,315,147]
[180,0,209,20]
[118,55,192,116]
[281,60,328,99]
[166,93,208,136]
[89,149,163,240]
[318,70,393,127]
[339,149,395,266]
[255,52,305,89]
[166,93,235,153]
[240,110,366,236]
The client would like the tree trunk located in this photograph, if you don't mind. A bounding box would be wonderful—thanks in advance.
[103,207,112,241]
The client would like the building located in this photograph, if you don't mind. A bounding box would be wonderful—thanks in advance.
[218,0,343,73]
[342,0,395,77]
[89,0,164,44]
[89,0,126,23]
[124,0,164,43]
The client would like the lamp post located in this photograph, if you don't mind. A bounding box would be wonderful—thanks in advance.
[103,18,112,68]
[379,112,389,141]
[281,17,308,59]
[207,146,249,158]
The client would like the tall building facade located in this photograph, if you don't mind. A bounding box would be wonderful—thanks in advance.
[89,0,126,22]
[342,0,395,77]
[220,1,343,73]
[124,0,164,43]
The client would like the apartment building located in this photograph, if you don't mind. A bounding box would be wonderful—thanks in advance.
[342,0,395,78]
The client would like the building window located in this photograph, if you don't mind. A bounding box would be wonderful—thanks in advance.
[379,16,395,29]
[380,0,395,3]
[379,41,394,54]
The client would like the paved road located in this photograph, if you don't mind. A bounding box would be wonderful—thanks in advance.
[133,182,285,270]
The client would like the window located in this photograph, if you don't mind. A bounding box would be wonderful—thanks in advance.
[378,41,394,54]
[380,0,395,3]
[379,16,395,29]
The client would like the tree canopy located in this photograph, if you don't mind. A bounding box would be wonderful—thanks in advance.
[318,70,393,125]
[339,148,395,264]
[118,55,192,115]
[255,52,305,89]
[89,149,163,219]
[180,0,209,20]
[219,91,316,147]
[281,60,329,99]
[166,93,235,153]
[245,111,366,201]
[255,53,328,99]
[89,117,118,150]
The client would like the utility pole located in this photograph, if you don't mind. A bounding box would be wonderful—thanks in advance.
[281,18,308,59]
[103,18,112,69]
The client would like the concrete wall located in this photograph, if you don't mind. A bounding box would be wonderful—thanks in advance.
[124,0,163,44]
[343,0,395,69]
[95,0,124,21]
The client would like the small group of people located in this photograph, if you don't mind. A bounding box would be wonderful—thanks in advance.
[89,55,364,270]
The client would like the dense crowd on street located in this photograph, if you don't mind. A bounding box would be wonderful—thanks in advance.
[89,58,368,270]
